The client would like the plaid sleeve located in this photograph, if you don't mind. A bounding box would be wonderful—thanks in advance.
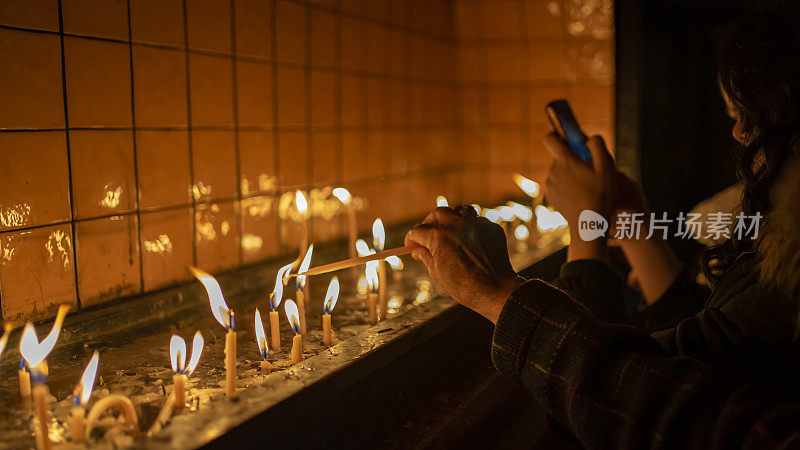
[556,259,628,323]
[491,279,800,449]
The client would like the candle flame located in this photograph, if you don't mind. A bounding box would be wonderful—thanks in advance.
[19,304,70,368]
[0,323,13,360]
[514,224,530,240]
[507,202,533,221]
[372,218,385,251]
[514,174,540,197]
[323,277,340,314]
[295,190,308,215]
[366,260,379,292]
[483,208,501,223]
[271,261,295,310]
[284,300,301,334]
[170,331,203,375]
[535,205,568,231]
[471,204,482,215]
[385,255,404,270]
[498,206,516,222]
[355,239,373,257]
[436,195,449,207]
[332,187,351,205]
[189,266,232,329]
[77,351,99,405]
[296,244,314,288]
[254,309,269,359]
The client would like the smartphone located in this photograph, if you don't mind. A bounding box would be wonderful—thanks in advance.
[545,99,592,162]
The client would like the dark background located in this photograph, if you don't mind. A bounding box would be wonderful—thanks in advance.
[616,0,752,260]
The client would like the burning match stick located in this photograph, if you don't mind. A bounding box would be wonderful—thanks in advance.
[287,246,413,278]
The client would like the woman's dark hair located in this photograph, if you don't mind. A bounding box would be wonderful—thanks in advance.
[702,3,800,284]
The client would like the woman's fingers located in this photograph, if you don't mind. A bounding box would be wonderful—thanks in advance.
[542,132,575,162]
[587,135,614,174]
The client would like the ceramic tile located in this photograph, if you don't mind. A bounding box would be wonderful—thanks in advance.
[341,131,366,182]
[136,130,192,209]
[236,60,273,126]
[311,132,338,185]
[310,71,336,127]
[341,74,364,127]
[486,44,528,82]
[186,0,232,53]
[367,131,390,178]
[276,0,306,64]
[0,0,58,32]
[488,87,525,124]
[61,0,128,40]
[310,8,336,68]
[192,130,238,201]
[487,129,525,168]
[566,39,614,83]
[454,1,481,41]
[386,81,408,126]
[132,45,188,127]
[75,215,141,306]
[529,41,567,81]
[0,132,70,231]
[530,122,555,168]
[276,66,306,126]
[387,131,409,175]
[366,78,388,127]
[234,0,271,58]
[482,0,523,40]
[462,87,484,126]
[366,23,389,75]
[525,0,563,38]
[139,208,193,291]
[130,0,186,47]
[0,224,77,322]
[70,130,136,219]
[195,201,240,272]
[571,83,614,122]
[238,131,278,196]
[0,29,64,129]
[64,37,132,127]
[278,131,309,188]
[240,195,279,263]
[341,16,365,72]
[458,44,484,83]
[388,29,410,77]
[189,53,234,126]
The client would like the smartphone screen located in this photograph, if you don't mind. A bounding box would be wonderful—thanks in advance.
[545,99,592,162]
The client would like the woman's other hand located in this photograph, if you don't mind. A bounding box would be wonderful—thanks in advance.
[404,206,525,324]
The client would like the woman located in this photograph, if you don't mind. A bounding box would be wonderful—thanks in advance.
[404,4,800,447]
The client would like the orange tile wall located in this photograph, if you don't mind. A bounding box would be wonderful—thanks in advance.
[0,0,613,324]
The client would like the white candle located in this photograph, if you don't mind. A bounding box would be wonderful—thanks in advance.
[285,300,303,364]
[322,277,340,346]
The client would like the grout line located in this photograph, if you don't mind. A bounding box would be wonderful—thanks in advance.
[182,0,198,267]
[230,0,244,266]
[56,0,82,309]
[126,0,146,296]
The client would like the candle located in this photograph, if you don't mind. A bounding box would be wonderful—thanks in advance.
[333,187,358,277]
[514,174,542,242]
[372,219,388,320]
[285,300,303,364]
[254,309,272,373]
[322,277,340,346]
[19,305,69,450]
[296,190,309,256]
[269,262,294,350]
[84,394,139,440]
[169,331,204,411]
[189,267,237,397]
[19,359,31,400]
[366,259,379,326]
[70,351,99,443]
[295,244,314,335]
[0,322,11,359]
[436,195,449,207]
[293,246,413,278]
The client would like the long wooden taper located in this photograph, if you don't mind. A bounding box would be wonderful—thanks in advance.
[288,246,413,278]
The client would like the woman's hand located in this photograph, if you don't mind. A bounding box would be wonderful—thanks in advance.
[404,206,525,324]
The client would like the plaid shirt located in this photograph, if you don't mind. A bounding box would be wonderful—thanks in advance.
[492,279,800,449]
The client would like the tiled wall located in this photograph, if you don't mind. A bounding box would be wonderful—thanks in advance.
[455,0,614,202]
[0,0,613,324]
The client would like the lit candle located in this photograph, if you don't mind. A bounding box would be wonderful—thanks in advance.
[285,300,303,364]
[295,244,314,334]
[84,395,138,440]
[70,351,99,443]
[514,174,542,241]
[19,358,31,400]
[254,309,272,373]
[296,190,309,256]
[365,259,379,326]
[333,187,358,264]
[19,304,69,450]
[190,267,237,397]
[436,195,449,207]
[385,255,404,283]
[169,331,204,411]
[269,262,294,350]
[322,277,340,346]
[372,219,388,320]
